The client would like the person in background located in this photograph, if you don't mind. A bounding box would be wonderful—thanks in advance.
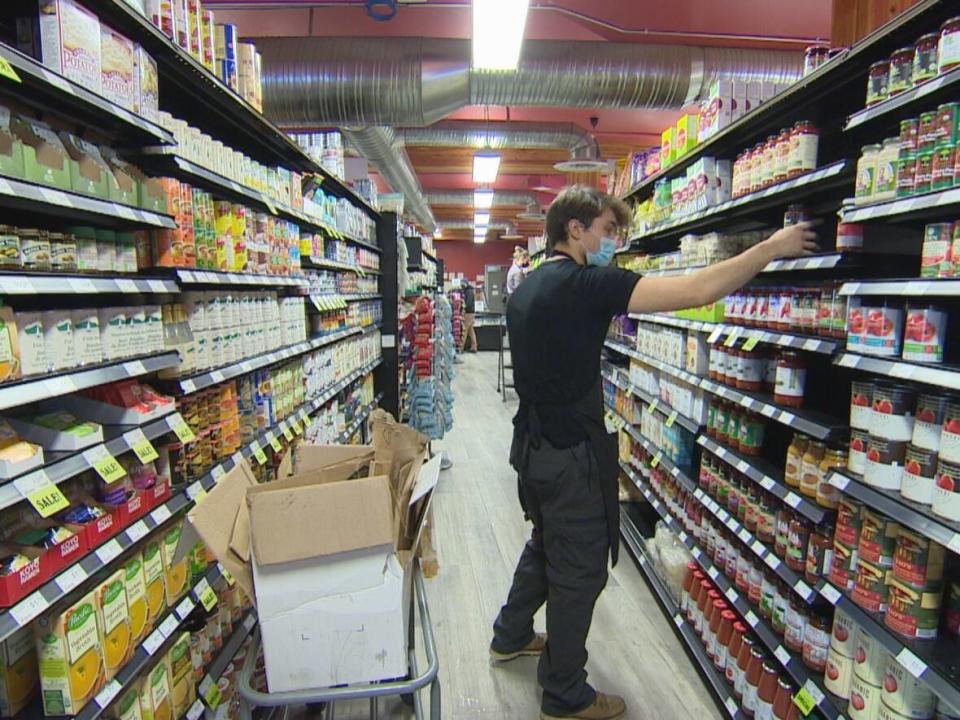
[506,247,530,297]
[460,279,478,353]
[489,185,818,720]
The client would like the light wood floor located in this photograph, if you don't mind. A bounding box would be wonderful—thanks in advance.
[292,352,721,720]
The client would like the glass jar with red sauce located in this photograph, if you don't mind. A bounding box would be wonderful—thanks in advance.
[687,572,705,624]
[784,596,809,652]
[802,607,831,672]
[773,678,799,720]
[805,519,835,584]
[725,622,748,686]
[736,553,753,594]
[774,351,807,408]
[756,662,780,720]
[775,508,792,558]
[772,581,790,636]
[787,514,811,572]
[715,609,737,673]
[734,635,756,701]
[743,646,766,717]
[737,345,765,392]
[777,287,794,331]
[756,492,777,544]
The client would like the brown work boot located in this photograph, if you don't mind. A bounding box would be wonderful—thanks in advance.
[539,693,627,720]
[489,632,547,662]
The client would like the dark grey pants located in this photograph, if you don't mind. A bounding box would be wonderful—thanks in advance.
[491,441,610,715]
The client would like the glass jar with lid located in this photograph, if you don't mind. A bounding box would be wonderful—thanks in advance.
[913,33,941,86]
[800,439,826,498]
[785,433,809,489]
[939,16,960,74]
[20,229,51,272]
[762,136,777,188]
[803,46,829,75]
[739,413,766,457]
[775,351,807,408]
[775,129,791,183]
[873,137,900,201]
[805,519,835,584]
[888,46,915,95]
[789,121,819,176]
[817,445,848,509]
[866,60,890,106]
[855,143,882,203]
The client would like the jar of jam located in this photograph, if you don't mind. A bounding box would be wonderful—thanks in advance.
[896,150,917,197]
[915,148,935,194]
[817,446,847,509]
[913,33,941,85]
[726,535,740,581]
[772,581,790,636]
[743,647,766,718]
[802,608,831,672]
[800,440,826,498]
[784,596,809,652]
[734,635,756,701]
[788,514,812,573]
[940,17,960,74]
[739,413,765,456]
[755,661,780,720]
[775,351,807,408]
[715,402,730,445]
[805,520,835,584]
[775,508,792,557]
[866,60,890,106]
[888,46,915,95]
[856,143,881,202]
[744,484,760,531]
[789,121,819,176]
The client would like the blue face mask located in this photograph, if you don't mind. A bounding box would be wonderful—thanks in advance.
[585,236,617,267]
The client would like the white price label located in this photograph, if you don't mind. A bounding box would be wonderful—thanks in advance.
[243,613,256,630]
[39,187,71,207]
[673,614,684,628]
[125,521,148,543]
[837,354,859,368]
[830,473,850,490]
[10,591,49,627]
[736,460,749,473]
[54,565,87,594]
[181,379,196,394]
[186,700,205,720]
[158,614,179,638]
[94,679,123,708]
[707,566,719,580]
[760,477,775,490]
[13,469,52,497]
[794,579,813,599]
[802,679,825,705]
[738,529,751,543]
[176,597,195,620]
[211,464,226,481]
[765,554,782,570]
[820,583,842,605]
[947,534,960,556]
[751,540,766,557]
[707,327,724,344]
[745,610,759,627]
[44,376,76,396]
[760,405,777,418]
[904,280,931,296]
[123,360,147,376]
[0,276,34,294]
[679,531,689,543]
[896,648,927,679]
[692,547,702,560]
[774,645,792,666]
[210,370,226,384]
[115,278,138,293]
[778,410,797,425]
[193,577,211,598]
[151,504,172,524]
[890,363,917,380]
[198,676,215,701]
[148,279,168,293]
[142,630,165,656]
[784,492,802,509]
[95,539,122,565]
[725,697,739,717]
[725,587,738,602]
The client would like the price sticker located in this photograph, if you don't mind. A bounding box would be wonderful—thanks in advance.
[269,436,282,452]
[204,680,222,709]
[650,452,662,469]
[14,470,69,518]
[784,492,802,509]
[94,679,123,709]
[186,483,207,504]
[151,504,172,524]
[745,610,759,627]
[794,579,813,599]
[199,585,217,611]
[125,521,148,543]
[760,477,775,490]
[774,645,792,667]
[54,565,87,594]
[647,398,659,414]
[211,464,227,482]
[792,688,816,716]
[282,425,294,441]
[665,410,679,428]
[724,697,739,718]
[292,419,303,435]
[142,630,165,656]
[725,587,737,602]
[707,566,719,580]
[896,648,927,679]
[82,445,126,484]
[68,277,97,294]
[737,528,751,543]
[829,473,850,490]
[176,597,195,620]
[253,446,268,465]
[186,700,205,720]
[673,614,684,628]
[264,197,278,217]
[820,583,842,605]
[95,539,122,565]
[742,335,760,352]
[126,428,159,463]
[947,533,960,556]
[802,680,825,706]
[221,566,235,586]
[707,327,724,345]
[724,328,741,347]
[171,418,196,443]
[116,278,138,293]
[765,554,781,570]
[158,614,179,639]
[10,591,50,627]
[0,57,23,83]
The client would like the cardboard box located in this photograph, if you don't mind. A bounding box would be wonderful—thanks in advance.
[0,107,25,180]
[675,114,698,157]
[107,688,144,720]
[97,568,133,681]
[11,117,70,190]
[100,25,137,111]
[36,0,102,94]
[134,45,159,124]
[123,552,150,645]
[100,147,139,206]
[660,127,674,167]
[0,625,38,717]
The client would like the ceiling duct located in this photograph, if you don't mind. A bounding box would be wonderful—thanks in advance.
[436,219,516,233]
[257,37,803,127]
[424,190,540,207]
[400,121,591,151]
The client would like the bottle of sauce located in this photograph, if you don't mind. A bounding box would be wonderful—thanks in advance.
[716,402,730,445]
[743,646,766,718]
[760,569,777,620]
[755,661,780,720]
[785,434,809,488]
[687,573,705,624]
[784,595,809,652]
[805,520,835,584]
[775,508,793,558]
[775,351,807,408]
[727,407,742,454]
[756,493,777,544]
[816,445,848,509]
[736,553,753,594]
[737,345,765,392]
[694,579,713,634]
[789,121,820,176]
[748,561,764,606]
[744,483,760,531]
[725,622,748,686]
[800,440,826,498]
[772,581,790,636]
[715,609,737,673]
[725,535,740,581]
[802,607,831,672]
[734,635,757,701]
[787,514,811,572]
[777,287,794,331]
[681,562,699,615]
[705,598,726,660]
[772,678,798,720]
[739,413,766,456]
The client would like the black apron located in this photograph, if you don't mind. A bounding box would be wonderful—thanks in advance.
[509,374,621,565]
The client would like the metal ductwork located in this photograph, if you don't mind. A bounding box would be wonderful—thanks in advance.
[258,37,803,127]
[424,190,540,207]
[400,121,591,151]
[437,220,516,233]
[339,126,436,231]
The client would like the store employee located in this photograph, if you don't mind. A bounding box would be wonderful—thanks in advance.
[489,185,817,720]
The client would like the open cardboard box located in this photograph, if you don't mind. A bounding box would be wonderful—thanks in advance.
[177,412,439,692]
[11,117,70,190]
[0,106,25,180]
[60,132,110,199]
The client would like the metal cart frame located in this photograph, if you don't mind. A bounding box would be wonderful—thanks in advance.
[236,561,441,720]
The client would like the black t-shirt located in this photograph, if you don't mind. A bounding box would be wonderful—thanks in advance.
[506,258,640,447]
[462,285,475,313]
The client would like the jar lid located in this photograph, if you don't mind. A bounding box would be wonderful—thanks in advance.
[917,32,940,43]
[892,45,916,55]
[868,60,890,70]
[861,144,883,152]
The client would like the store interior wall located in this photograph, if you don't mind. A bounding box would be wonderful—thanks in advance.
[831,0,923,45]
[435,241,516,281]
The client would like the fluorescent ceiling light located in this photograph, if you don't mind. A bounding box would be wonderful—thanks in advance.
[474,189,494,209]
[474,234,486,244]
[433,228,443,238]
[474,211,490,226]
[473,0,529,70]
[473,153,501,183]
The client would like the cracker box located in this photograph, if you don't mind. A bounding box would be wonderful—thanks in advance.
[37,0,102,94]
[100,25,137,111]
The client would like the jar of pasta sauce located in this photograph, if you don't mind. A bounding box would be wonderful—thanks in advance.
[789,122,819,176]
[913,33,941,85]
[889,46,915,95]
[802,608,831,672]
[866,60,890,106]
[775,351,807,408]
[939,17,960,73]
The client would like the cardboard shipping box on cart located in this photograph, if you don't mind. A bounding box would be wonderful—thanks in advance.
[177,412,437,692]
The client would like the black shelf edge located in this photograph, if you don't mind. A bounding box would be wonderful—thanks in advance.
[834,352,960,391]
[0,43,174,147]
[602,367,704,433]
[0,352,180,412]
[842,186,960,223]
[619,508,747,720]
[696,435,828,525]
[0,273,179,296]
[845,65,960,131]
[828,470,960,555]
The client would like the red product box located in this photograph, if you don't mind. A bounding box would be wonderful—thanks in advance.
[35,522,88,576]
[0,545,47,607]
[73,500,124,548]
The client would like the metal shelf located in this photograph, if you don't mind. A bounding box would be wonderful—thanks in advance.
[845,65,960,131]
[342,293,383,302]
[627,253,856,277]
[175,269,309,288]
[828,470,960,555]
[842,187,960,224]
[198,610,258,713]
[835,352,960,391]
[619,507,746,720]
[0,43,175,147]
[304,256,371,275]
[0,174,176,229]
[630,314,840,355]
[696,436,828,525]
[603,367,703,433]
[632,162,850,242]
[619,462,845,720]
[176,327,363,394]
[336,392,383,443]
[0,352,180,412]
[604,339,704,387]
[841,278,960,296]
[0,273,178,296]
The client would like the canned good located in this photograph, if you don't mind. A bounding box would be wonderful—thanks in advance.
[853,556,892,612]
[903,306,946,362]
[882,656,938,718]
[946,581,960,638]
[901,119,920,152]
[848,297,867,350]
[921,223,954,278]
[913,393,950,451]
[915,149,935,193]
[853,624,888,685]
[932,457,960,521]
[867,61,890,105]
[940,401,960,463]
[893,528,944,586]
[849,673,883,720]
[901,445,939,505]
[850,430,869,474]
[830,606,858,656]
[0,230,20,268]
[859,507,900,567]
[919,111,939,150]
[837,223,865,252]
[865,436,908,490]
[837,496,864,545]
[825,646,854,699]
[851,382,874,430]
[830,538,859,591]
[932,143,957,191]
[863,304,904,357]
[871,383,916,441]
[886,576,943,641]
[896,150,918,197]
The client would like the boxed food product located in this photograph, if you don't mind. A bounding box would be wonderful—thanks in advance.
[137,661,172,720]
[142,538,167,625]
[97,568,133,681]
[0,308,20,386]
[0,107,26,180]
[660,127,675,167]
[0,420,43,480]
[166,631,195,718]
[35,0,102,94]
[34,589,106,715]
[161,522,189,604]
[100,147,139,206]
[107,688,144,720]
[134,46,159,123]
[7,411,102,451]
[15,311,47,377]
[675,114,699,157]
[10,117,70,190]
[100,25,137,111]
[123,553,150,644]
[0,625,38,717]
[60,132,111,199]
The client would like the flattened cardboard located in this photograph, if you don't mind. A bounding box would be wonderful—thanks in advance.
[248,475,394,566]
[291,444,373,484]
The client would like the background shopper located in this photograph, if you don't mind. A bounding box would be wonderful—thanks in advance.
[506,247,531,297]
[460,279,477,352]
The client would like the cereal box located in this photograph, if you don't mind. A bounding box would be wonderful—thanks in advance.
[38,0,102,94]
[100,25,137,111]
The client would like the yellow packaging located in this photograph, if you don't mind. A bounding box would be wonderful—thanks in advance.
[166,632,195,718]
[0,625,39,716]
[161,522,189,604]
[660,127,675,167]
[143,539,167,625]
[34,589,105,715]
[124,553,150,645]
[139,661,172,720]
[108,687,144,720]
[100,25,137,111]
[98,569,133,681]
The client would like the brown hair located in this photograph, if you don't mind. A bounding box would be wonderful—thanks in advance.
[544,185,630,250]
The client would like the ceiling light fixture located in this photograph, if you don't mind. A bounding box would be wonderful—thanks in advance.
[474,189,494,209]
[474,233,486,244]
[473,0,530,70]
[473,153,501,183]
[474,212,490,227]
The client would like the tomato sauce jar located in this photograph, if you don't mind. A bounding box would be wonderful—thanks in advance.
[902,304,947,363]
[774,351,806,408]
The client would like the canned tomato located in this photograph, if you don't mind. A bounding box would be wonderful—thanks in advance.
[830,538,859,591]
[851,381,874,430]
[886,577,943,641]
[847,297,867,351]
[863,304,904,357]
[871,382,917,441]
[849,674,883,720]
[859,507,900,567]
[913,393,950,451]
[892,526,945,589]
[921,223,953,278]
[933,457,960,521]
[865,436,908,490]
[830,606,858,656]
[825,646,854,699]
[947,581,960,637]
[901,118,920,151]
[901,445,939,505]
[853,624,888,685]
[837,223,865,252]
[920,111,939,149]
[940,400,960,462]
[903,305,946,363]
[850,430,869,474]
[882,656,938,718]
[853,556,892,612]
[837,496,864,545]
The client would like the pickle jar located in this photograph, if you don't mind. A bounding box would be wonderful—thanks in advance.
[866,60,890,106]
[888,46,915,95]
[913,33,941,85]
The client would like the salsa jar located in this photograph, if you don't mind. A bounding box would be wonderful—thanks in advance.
[774,351,806,408]
[866,60,890,106]
[932,142,956,191]
[913,33,941,85]
[888,46,916,95]
[804,45,830,75]
[855,144,881,203]
[784,203,812,228]
[903,304,947,363]
[805,520,835,583]
[775,129,792,183]
[775,508,793,558]
[836,222,864,253]
[896,150,918,197]
[784,597,809,652]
